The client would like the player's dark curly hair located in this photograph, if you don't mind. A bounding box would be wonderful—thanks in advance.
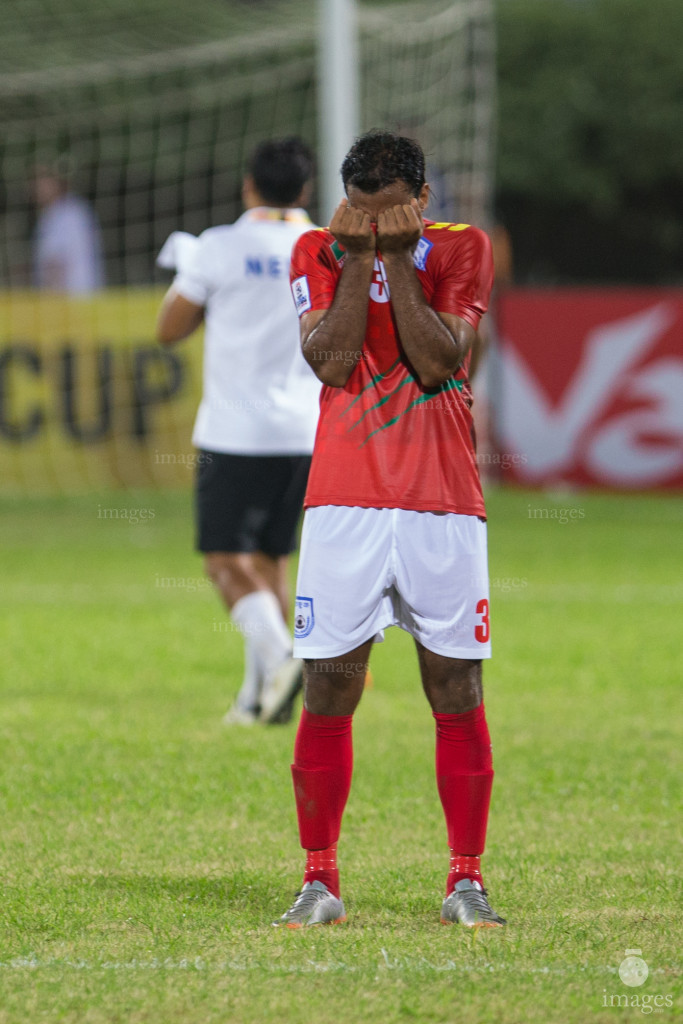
[341,130,426,197]
[249,136,314,205]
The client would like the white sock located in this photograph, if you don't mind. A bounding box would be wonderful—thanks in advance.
[231,590,292,683]
[233,633,261,712]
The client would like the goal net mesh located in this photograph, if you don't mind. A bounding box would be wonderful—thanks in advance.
[0,0,495,492]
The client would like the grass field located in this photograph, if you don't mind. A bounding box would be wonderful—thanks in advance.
[0,487,681,1023]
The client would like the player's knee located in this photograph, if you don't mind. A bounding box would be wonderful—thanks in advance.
[303,659,365,711]
[422,658,483,713]
[204,551,243,583]
[203,553,222,582]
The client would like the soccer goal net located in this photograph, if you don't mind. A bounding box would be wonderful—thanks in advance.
[0,0,495,492]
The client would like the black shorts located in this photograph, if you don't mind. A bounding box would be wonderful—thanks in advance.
[195,450,312,556]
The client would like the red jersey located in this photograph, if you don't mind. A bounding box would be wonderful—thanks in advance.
[290,220,494,516]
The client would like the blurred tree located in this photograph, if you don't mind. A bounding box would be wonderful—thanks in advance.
[496,0,683,284]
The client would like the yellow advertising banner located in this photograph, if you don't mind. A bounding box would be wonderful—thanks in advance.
[0,290,204,493]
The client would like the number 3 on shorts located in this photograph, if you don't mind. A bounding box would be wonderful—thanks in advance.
[474,598,490,643]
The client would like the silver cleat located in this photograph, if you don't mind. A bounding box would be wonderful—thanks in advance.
[273,880,346,928]
[441,878,506,928]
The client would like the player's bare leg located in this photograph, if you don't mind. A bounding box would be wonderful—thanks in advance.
[415,644,482,714]
[274,642,372,926]
[252,551,290,621]
[204,550,282,610]
[415,642,505,927]
[205,551,299,723]
[303,642,372,716]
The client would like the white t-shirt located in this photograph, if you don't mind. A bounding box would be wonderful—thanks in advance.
[34,195,105,294]
[172,208,321,455]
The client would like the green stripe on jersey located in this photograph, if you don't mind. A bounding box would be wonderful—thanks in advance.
[359,376,464,446]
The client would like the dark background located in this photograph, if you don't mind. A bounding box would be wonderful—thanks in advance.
[1,0,681,286]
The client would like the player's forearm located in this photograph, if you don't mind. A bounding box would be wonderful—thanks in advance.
[382,253,467,387]
[302,253,375,387]
[156,288,204,345]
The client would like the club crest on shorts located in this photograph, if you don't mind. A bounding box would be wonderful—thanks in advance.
[294,595,315,638]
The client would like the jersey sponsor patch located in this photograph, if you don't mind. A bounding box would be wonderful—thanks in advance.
[294,596,315,638]
[291,275,312,315]
[412,236,433,271]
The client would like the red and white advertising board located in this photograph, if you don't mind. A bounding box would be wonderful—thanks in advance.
[494,290,683,490]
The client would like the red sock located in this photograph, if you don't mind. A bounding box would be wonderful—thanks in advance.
[447,852,483,892]
[303,844,339,897]
[434,705,494,895]
[291,708,353,899]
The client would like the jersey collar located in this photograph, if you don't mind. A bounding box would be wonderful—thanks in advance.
[242,207,312,224]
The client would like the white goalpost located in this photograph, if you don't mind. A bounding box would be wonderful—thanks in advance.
[318,0,360,225]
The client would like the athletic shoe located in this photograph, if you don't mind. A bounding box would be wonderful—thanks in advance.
[440,878,506,928]
[222,703,258,726]
[272,880,346,928]
[259,658,304,724]
[268,691,298,725]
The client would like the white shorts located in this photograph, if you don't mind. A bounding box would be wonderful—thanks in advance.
[293,506,492,660]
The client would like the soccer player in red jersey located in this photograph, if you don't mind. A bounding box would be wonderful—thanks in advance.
[274,130,505,928]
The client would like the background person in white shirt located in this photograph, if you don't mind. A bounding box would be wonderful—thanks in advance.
[156,137,320,725]
[33,162,105,294]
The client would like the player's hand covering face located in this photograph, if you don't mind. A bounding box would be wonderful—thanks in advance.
[376,198,424,254]
[329,198,375,255]
[333,182,427,256]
